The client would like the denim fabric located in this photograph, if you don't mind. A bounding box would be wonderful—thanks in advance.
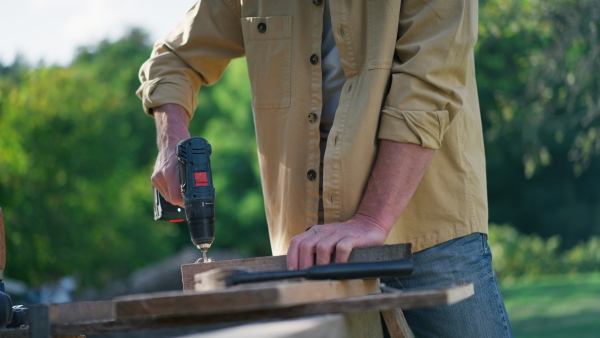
[381,233,513,337]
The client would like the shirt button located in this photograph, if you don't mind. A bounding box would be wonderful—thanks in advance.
[313,0,323,5]
[310,54,319,65]
[307,170,317,181]
[257,22,267,33]
[308,112,318,123]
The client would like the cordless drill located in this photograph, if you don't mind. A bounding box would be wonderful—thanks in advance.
[153,137,215,259]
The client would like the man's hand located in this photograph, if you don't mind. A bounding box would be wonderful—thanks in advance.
[151,104,191,207]
[286,214,388,270]
[286,140,435,270]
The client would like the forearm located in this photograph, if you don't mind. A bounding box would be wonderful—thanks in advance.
[286,140,434,269]
[354,140,435,235]
[154,104,191,150]
[151,103,191,207]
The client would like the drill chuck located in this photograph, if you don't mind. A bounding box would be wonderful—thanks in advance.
[185,201,215,249]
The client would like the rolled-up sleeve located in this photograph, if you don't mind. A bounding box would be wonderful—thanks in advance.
[136,0,245,118]
[378,0,478,149]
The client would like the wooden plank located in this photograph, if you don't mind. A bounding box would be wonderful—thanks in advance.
[381,309,413,338]
[115,279,380,320]
[175,315,350,338]
[181,244,411,291]
[49,301,115,324]
[0,328,29,338]
[343,311,384,338]
[176,312,383,338]
[315,283,474,312]
[50,284,471,336]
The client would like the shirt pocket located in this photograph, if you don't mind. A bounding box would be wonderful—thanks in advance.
[241,16,292,109]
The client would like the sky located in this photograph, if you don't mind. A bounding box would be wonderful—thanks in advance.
[1,0,197,66]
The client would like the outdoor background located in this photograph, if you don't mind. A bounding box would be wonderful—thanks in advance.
[0,0,599,336]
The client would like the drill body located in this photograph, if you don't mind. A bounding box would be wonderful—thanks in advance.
[176,137,216,251]
[153,137,215,253]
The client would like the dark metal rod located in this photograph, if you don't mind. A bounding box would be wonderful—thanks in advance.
[226,259,413,286]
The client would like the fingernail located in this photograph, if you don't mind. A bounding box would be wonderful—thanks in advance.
[288,266,295,271]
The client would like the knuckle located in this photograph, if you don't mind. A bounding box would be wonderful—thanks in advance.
[289,237,302,247]
[299,242,313,253]
[315,242,331,256]
[336,241,352,253]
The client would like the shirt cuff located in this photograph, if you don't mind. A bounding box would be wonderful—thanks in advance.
[378,107,450,150]
[136,77,196,119]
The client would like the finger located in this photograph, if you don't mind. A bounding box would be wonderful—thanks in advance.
[333,236,356,264]
[286,225,324,270]
[298,233,325,270]
[287,231,312,270]
[151,171,169,201]
[314,235,339,265]
[167,176,184,207]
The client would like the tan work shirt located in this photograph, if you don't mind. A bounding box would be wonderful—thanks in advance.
[137,0,488,255]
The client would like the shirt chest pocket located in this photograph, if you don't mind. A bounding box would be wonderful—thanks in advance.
[241,16,292,109]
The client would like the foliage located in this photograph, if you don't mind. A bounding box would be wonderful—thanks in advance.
[489,224,600,284]
[0,29,268,287]
[0,29,165,286]
[478,0,600,246]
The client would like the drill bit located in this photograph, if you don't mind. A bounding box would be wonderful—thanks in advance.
[201,248,208,263]
[197,243,210,263]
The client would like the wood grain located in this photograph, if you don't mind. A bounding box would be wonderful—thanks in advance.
[175,313,383,338]
[381,309,414,338]
[49,300,115,324]
[181,244,411,290]
[174,315,352,338]
[50,284,472,336]
[115,279,380,320]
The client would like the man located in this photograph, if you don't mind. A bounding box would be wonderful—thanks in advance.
[138,0,513,336]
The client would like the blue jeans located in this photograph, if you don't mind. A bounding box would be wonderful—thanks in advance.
[381,233,514,337]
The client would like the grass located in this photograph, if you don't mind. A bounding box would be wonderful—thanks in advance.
[501,272,600,338]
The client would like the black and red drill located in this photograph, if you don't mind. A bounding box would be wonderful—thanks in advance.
[154,137,215,260]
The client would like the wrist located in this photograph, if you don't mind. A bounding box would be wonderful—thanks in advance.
[350,212,392,238]
[154,104,191,151]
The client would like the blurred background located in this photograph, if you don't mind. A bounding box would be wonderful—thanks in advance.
[0,0,598,336]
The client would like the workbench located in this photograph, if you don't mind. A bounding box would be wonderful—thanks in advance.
[0,244,474,338]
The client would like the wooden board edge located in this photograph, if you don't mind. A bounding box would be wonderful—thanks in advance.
[51,284,471,336]
[114,279,381,320]
[181,244,411,291]
[445,283,475,306]
[49,300,116,324]
[381,309,414,338]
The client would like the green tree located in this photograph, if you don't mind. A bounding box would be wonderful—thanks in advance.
[477,0,600,246]
[0,29,267,288]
